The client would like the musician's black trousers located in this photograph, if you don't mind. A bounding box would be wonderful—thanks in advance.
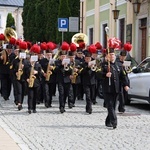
[16,80,25,104]
[103,92,118,127]
[28,87,38,110]
[83,84,95,111]
[0,74,11,99]
[58,83,71,109]
[44,82,55,106]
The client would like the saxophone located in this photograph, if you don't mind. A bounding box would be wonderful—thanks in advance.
[45,61,52,81]
[28,62,36,88]
[71,61,78,84]
[17,58,23,80]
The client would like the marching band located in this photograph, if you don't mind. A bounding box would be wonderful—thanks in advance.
[0,28,131,129]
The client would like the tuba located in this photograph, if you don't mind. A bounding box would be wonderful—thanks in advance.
[4,27,17,42]
[71,33,88,47]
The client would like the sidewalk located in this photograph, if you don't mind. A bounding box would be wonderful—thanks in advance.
[0,127,20,150]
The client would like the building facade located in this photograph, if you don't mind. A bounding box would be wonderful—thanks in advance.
[0,0,24,39]
[80,0,150,62]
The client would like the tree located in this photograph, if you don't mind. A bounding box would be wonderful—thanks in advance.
[56,0,71,44]
[45,0,59,43]
[6,13,15,29]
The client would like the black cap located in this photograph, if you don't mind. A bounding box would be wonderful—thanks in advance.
[6,44,13,49]
[59,50,67,56]
[68,51,74,56]
[84,51,91,57]
[77,48,83,53]
[106,48,114,54]
[120,50,127,56]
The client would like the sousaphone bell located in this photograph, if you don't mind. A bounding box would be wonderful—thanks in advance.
[71,33,88,47]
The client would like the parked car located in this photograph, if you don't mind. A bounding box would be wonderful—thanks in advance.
[126,57,150,104]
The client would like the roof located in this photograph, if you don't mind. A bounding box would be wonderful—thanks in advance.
[0,0,24,7]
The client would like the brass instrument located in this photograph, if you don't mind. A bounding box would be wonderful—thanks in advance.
[4,27,17,42]
[45,60,52,81]
[71,61,78,84]
[71,33,88,47]
[91,64,97,71]
[64,63,69,71]
[53,49,60,60]
[17,58,23,80]
[0,50,8,64]
[28,62,36,88]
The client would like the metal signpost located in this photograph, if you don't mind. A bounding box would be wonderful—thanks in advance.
[58,18,68,43]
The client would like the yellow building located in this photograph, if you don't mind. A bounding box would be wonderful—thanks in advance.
[80,0,150,62]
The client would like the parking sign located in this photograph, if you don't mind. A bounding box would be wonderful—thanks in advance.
[58,18,68,32]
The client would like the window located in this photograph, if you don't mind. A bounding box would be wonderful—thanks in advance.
[89,28,93,45]
[119,18,125,48]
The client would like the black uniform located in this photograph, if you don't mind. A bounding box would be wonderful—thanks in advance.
[116,59,130,112]
[81,61,97,114]
[100,60,129,128]
[54,59,72,113]
[25,61,43,113]
[40,58,56,108]
[0,50,12,100]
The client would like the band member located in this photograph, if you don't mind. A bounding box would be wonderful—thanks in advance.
[75,48,84,100]
[116,49,130,113]
[80,47,97,114]
[40,42,56,108]
[54,42,72,113]
[0,44,12,100]
[25,44,43,114]
[11,41,28,110]
[99,48,129,129]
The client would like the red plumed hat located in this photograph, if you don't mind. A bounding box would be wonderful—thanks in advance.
[70,43,77,52]
[88,44,97,54]
[26,41,32,49]
[47,42,55,50]
[79,42,85,49]
[123,42,132,52]
[9,37,16,45]
[19,41,27,50]
[95,42,102,49]
[108,37,121,49]
[0,34,5,41]
[30,44,41,54]
[61,42,69,51]
[40,42,48,50]
[16,39,22,46]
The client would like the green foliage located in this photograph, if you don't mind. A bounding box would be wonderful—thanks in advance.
[6,13,15,29]
[22,0,80,44]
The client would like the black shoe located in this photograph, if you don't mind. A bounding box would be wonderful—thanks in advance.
[86,109,92,114]
[33,110,37,113]
[93,101,97,105]
[18,105,22,111]
[28,110,31,114]
[14,100,18,105]
[106,124,113,127]
[118,108,125,113]
[68,103,73,109]
[3,97,9,101]
[60,107,65,113]
[113,125,117,129]
[45,103,49,108]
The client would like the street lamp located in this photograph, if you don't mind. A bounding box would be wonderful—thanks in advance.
[126,0,141,15]
[112,0,120,22]
[133,0,141,15]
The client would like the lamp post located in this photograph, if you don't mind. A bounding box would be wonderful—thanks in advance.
[80,0,84,33]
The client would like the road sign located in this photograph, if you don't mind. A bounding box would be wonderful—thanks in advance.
[69,17,79,32]
[58,18,68,32]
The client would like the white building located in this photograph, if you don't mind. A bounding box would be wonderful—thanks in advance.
[0,0,24,39]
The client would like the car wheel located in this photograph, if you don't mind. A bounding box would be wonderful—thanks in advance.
[124,92,131,105]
